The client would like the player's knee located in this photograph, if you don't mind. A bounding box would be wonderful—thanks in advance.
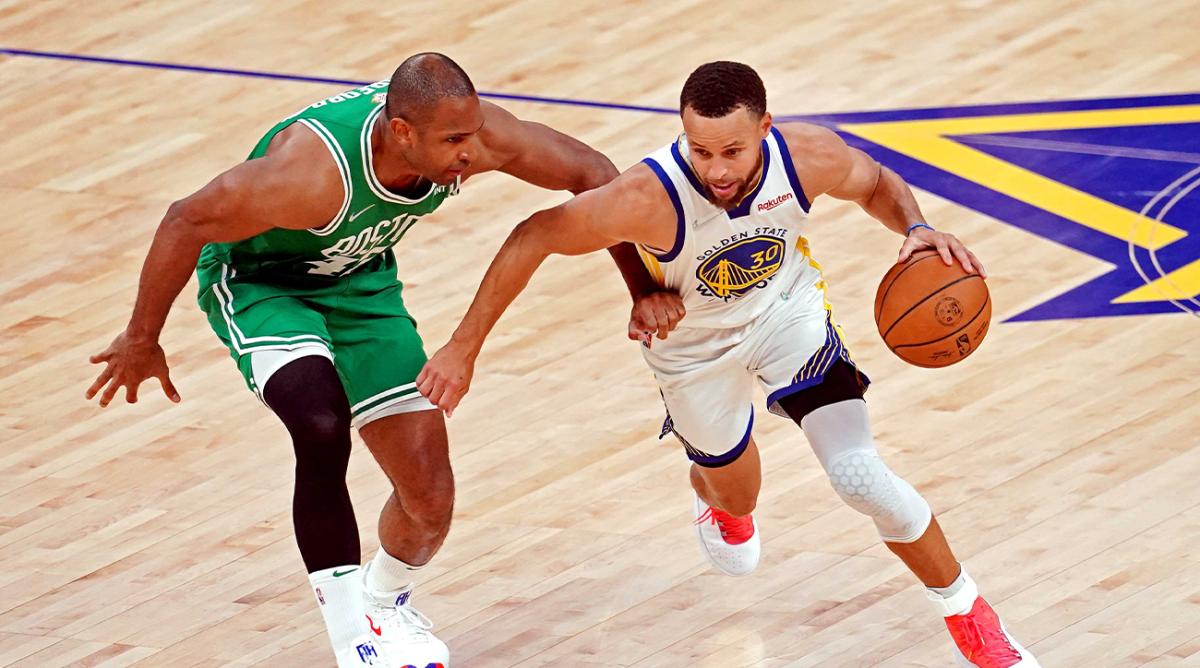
[398,469,455,529]
[290,409,351,468]
[824,449,931,542]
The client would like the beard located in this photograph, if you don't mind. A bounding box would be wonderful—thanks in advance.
[703,153,763,210]
[706,181,751,210]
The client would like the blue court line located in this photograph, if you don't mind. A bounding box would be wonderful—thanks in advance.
[0,47,677,115]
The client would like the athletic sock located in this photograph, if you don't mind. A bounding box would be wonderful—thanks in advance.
[925,564,979,617]
[366,548,421,593]
[309,565,366,650]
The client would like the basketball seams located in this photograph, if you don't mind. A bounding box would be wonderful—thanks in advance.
[891,294,990,350]
[881,273,984,341]
[874,251,941,325]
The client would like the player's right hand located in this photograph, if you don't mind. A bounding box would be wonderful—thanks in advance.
[417,341,477,418]
[86,331,180,408]
[628,291,686,346]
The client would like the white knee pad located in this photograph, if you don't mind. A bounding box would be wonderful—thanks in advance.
[825,449,932,543]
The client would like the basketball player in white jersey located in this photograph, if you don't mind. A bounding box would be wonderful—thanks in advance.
[417,62,1040,667]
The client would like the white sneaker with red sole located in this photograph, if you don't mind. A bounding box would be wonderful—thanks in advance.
[692,493,760,576]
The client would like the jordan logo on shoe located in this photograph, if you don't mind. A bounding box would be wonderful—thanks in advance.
[366,614,382,636]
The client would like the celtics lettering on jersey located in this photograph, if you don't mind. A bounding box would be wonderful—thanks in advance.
[196,82,460,289]
[307,183,459,277]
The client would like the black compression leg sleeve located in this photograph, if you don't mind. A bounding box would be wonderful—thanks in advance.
[262,355,361,572]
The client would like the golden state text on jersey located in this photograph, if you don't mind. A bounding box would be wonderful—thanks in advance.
[695,228,791,300]
[637,127,826,329]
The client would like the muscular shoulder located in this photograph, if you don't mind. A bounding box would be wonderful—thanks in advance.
[470,100,525,172]
[573,161,677,249]
[238,123,345,229]
[772,122,854,198]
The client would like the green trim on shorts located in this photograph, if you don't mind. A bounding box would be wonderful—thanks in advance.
[350,383,424,418]
[198,271,429,411]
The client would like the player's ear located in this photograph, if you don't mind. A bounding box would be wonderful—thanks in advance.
[389,116,415,146]
[760,111,773,138]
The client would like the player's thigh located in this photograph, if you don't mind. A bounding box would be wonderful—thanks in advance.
[654,358,758,470]
[323,283,435,430]
[198,280,333,399]
[753,303,869,420]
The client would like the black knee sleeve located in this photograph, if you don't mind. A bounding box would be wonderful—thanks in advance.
[263,356,360,572]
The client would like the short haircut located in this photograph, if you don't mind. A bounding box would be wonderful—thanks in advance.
[679,61,767,118]
[385,52,476,123]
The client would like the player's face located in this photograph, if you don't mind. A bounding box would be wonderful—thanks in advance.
[403,95,485,185]
[681,105,772,208]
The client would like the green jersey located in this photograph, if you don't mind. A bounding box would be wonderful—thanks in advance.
[196,81,459,291]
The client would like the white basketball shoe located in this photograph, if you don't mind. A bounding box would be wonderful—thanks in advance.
[361,565,450,668]
[336,635,384,667]
[692,494,760,576]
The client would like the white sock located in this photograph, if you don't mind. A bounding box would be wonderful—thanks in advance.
[924,564,979,617]
[366,548,421,593]
[309,565,366,651]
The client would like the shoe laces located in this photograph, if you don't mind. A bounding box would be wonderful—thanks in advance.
[373,600,435,641]
[695,505,755,544]
[950,605,1021,667]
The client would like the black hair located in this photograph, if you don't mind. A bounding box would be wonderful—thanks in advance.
[386,52,476,123]
[679,61,767,118]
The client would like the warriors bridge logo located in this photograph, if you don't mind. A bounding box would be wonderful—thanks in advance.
[696,235,786,301]
[788,93,1200,320]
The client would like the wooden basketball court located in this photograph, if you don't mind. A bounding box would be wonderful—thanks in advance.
[2,1,1199,665]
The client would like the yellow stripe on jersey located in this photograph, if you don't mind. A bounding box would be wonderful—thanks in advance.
[637,245,666,285]
[796,235,857,364]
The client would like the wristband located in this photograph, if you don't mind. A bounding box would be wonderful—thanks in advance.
[906,223,934,235]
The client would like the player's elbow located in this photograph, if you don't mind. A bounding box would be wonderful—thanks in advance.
[508,214,557,260]
[160,199,210,246]
[571,152,620,194]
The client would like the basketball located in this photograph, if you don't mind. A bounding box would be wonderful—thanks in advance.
[874,249,991,368]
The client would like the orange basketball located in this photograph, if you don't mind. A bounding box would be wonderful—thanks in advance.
[874,249,991,368]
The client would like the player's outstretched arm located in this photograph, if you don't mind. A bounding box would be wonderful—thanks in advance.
[777,123,984,277]
[416,164,678,415]
[479,101,665,302]
[85,126,343,408]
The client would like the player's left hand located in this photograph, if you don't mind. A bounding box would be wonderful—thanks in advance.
[416,342,477,417]
[898,225,987,278]
[628,291,686,347]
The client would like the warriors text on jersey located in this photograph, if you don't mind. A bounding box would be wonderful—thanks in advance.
[636,127,823,329]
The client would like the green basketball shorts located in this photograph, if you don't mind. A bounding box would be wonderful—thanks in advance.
[198,264,434,427]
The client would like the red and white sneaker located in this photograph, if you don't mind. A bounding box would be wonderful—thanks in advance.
[692,494,760,576]
[941,596,1040,667]
[361,564,449,668]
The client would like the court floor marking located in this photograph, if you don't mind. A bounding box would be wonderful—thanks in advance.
[5,45,1197,317]
[0,46,677,115]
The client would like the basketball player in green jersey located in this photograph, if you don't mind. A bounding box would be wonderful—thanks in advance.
[85,53,677,668]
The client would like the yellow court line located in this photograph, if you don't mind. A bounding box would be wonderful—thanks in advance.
[839,106,1199,250]
[1113,257,1200,303]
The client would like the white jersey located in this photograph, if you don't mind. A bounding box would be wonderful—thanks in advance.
[638,127,825,330]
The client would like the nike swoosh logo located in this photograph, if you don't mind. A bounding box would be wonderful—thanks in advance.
[332,568,358,578]
[349,204,375,222]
